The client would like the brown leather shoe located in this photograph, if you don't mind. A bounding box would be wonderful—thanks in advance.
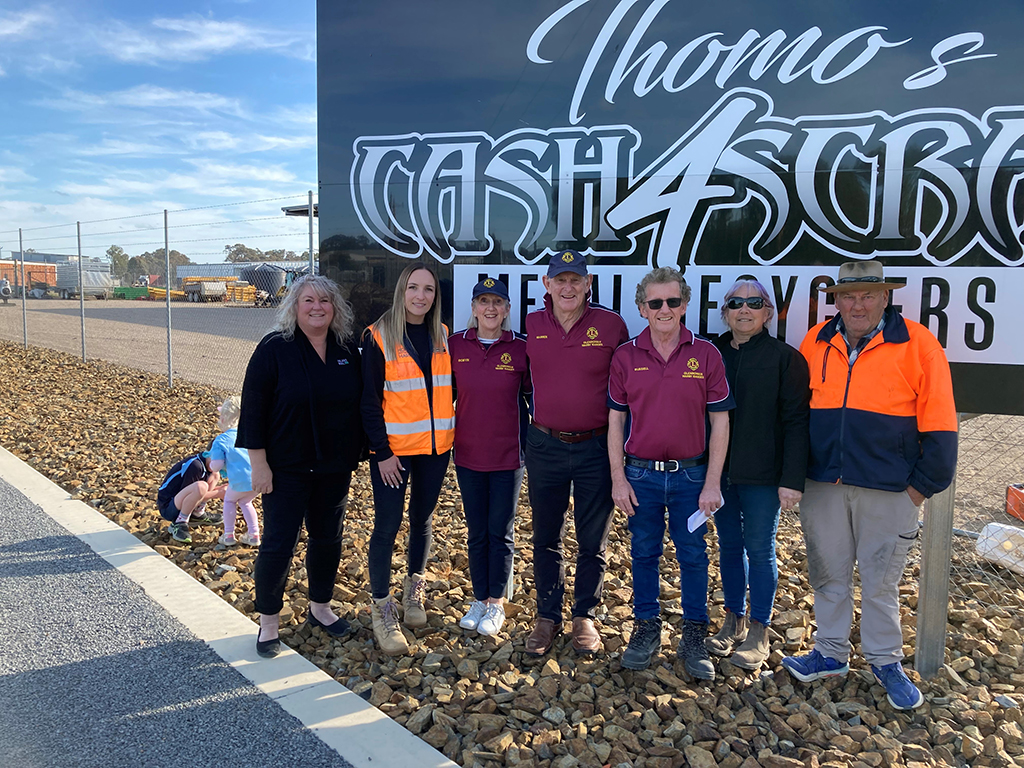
[571,617,602,654]
[525,618,561,656]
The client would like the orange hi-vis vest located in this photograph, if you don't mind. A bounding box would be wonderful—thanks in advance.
[371,324,455,456]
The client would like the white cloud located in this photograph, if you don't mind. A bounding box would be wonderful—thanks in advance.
[0,167,35,183]
[38,84,247,118]
[0,9,48,39]
[96,15,312,64]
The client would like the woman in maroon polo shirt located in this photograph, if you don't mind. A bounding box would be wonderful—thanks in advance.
[449,278,531,636]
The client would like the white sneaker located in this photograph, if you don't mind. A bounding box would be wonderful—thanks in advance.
[460,601,487,630]
[477,603,506,636]
[237,532,261,546]
[218,533,237,546]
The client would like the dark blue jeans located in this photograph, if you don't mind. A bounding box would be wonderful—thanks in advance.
[525,425,615,622]
[254,470,351,615]
[455,465,524,601]
[368,451,450,599]
[717,478,781,625]
[625,462,709,623]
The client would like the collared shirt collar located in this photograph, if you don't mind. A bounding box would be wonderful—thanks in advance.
[635,322,693,356]
[837,314,886,362]
[464,327,513,344]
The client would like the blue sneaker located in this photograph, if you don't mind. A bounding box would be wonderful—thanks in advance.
[781,648,849,682]
[871,662,924,710]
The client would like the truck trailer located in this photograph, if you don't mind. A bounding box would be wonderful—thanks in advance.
[55,258,113,300]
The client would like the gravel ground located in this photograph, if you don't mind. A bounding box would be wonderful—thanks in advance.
[0,477,354,768]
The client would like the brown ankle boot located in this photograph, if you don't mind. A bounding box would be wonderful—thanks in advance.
[372,595,409,656]
[402,572,427,628]
[730,618,770,670]
[705,610,748,656]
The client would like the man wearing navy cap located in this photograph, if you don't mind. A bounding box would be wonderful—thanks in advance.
[524,249,630,656]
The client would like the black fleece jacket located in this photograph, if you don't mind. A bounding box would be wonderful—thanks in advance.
[237,330,364,473]
[714,328,811,491]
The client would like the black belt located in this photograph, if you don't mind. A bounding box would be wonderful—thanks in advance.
[533,423,608,444]
[625,455,706,472]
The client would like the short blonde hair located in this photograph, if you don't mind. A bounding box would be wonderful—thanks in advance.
[219,395,242,430]
[273,275,355,344]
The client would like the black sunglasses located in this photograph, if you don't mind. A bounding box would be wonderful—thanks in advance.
[645,297,683,310]
[725,296,765,310]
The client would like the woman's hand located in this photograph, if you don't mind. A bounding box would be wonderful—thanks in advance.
[249,449,273,495]
[377,455,406,489]
[779,487,802,512]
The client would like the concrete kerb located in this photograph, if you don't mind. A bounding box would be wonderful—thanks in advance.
[0,445,457,768]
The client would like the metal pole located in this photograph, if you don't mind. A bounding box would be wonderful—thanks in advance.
[165,209,173,388]
[308,189,315,274]
[78,222,86,361]
[917,464,957,679]
[19,228,27,349]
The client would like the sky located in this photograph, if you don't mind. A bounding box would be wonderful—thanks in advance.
[0,1,317,263]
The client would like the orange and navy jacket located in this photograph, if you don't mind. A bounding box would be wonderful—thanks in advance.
[366,324,455,457]
[799,307,957,497]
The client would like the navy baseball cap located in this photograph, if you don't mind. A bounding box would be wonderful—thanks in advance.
[547,249,589,277]
[472,276,510,302]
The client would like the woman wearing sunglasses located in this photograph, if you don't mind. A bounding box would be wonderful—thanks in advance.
[705,280,810,670]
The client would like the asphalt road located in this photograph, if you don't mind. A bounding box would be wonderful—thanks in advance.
[0,477,354,768]
[27,300,278,343]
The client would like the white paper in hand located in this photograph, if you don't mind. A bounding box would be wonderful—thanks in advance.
[686,494,726,533]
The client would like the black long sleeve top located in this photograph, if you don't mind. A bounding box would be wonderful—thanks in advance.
[715,328,811,491]
[237,329,364,474]
[360,322,433,461]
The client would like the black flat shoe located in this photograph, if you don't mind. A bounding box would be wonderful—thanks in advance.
[256,630,281,659]
[307,613,351,637]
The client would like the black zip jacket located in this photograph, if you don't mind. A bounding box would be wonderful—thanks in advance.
[237,330,364,473]
[714,328,810,491]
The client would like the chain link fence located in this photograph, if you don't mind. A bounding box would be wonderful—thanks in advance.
[0,193,317,392]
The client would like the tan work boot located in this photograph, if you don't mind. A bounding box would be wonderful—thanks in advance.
[402,572,428,628]
[372,595,409,656]
[730,618,770,670]
[705,610,748,656]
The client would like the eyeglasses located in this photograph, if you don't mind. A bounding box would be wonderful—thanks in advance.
[645,297,683,310]
[725,296,765,310]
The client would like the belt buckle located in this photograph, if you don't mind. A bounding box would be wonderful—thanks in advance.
[666,460,679,472]
[654,460,665,472]
[557,431,573,442]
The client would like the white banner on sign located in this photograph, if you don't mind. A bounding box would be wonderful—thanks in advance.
[454,265,1016,365]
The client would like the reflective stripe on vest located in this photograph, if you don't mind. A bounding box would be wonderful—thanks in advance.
[371,325,455,456]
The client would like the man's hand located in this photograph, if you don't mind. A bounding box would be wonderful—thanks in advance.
[698,484,722,515]
[779,487,802,512]
[907,486,926,507]
[612,475,638,517]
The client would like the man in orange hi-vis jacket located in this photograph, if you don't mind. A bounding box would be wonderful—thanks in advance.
[781,260,957,712]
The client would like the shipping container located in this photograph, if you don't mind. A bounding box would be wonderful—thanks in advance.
[0,261,57,294]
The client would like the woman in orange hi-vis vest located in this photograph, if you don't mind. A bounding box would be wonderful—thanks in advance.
[360,261,454,655]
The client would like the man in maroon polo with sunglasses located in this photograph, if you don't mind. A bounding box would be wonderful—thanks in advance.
[524,249,630,656]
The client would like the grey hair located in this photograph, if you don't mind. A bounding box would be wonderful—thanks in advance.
[635,267,691,308]
[719,279,775,324]
[272,274,355,344]
[467,295,512,331]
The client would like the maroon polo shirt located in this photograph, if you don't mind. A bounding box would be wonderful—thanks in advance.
[608,324,734,461]
[527,294,630,433]
[449,328,531,472]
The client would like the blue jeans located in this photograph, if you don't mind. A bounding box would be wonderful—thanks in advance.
[625,462,709,623]
[716,478,780,625]
[455,465,524,601]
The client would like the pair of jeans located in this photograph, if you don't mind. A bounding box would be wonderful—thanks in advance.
[525,425,615,622]
[368,451,451,599]
[716,478,781,625]
[455,465,524,601]
[625,462,709,623]
[254,469,351,615]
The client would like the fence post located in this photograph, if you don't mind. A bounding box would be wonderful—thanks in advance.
[77,221,86,361]
[916,467,957,679]
[19,228,27,349]
[308,189,315,274]
[165,209,173,388]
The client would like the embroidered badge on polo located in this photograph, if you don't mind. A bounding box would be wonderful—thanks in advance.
[687,358,699,371]
[338,359,350,365]
[586,327,598,339]
[501,352,512,365]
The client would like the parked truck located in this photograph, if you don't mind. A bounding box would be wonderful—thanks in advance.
[0,260,58,297]
[183,279,227,302]
[56,258,113,300]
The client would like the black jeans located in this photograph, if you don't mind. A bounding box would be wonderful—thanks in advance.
[455,465,524,601]
[254,469,351,615]
[524,425,615,622]
[368,451,451,599]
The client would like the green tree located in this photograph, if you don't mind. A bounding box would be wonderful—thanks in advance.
[126,248,192,283]
[224,243,265,262]
[106,245,129,279]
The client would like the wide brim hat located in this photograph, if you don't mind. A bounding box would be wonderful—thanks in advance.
[822,260,904,293]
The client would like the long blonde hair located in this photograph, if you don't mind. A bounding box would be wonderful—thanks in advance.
[272,274,355,344]
[371,261,447,361]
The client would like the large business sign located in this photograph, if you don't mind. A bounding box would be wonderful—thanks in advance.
[317,0,1024,413]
